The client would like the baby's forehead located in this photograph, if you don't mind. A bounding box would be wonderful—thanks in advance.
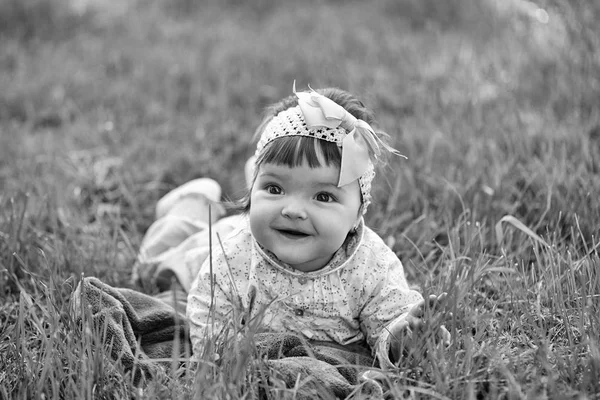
[258,161,340,184]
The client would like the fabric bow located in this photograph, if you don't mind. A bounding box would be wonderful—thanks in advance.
[293,82,403,187]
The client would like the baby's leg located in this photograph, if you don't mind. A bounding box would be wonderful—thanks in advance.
[135,178,225,291]
[155,178,222,222]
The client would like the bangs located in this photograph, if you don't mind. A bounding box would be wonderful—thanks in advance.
[257,136,342,169]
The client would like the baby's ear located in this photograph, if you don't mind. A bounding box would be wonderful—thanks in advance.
[351,214,362,233]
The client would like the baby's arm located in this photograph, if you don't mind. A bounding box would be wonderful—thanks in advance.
[358,252,450,368]
[358,257,423,361]
[186,251,241,357]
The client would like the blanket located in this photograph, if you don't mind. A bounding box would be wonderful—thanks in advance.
[72,277,190,384]
[71,277,386,398]
[254,333,384,399]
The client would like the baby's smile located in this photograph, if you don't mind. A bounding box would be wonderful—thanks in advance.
[275,228,310,239]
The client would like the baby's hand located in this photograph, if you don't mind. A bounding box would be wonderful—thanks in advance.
[388,293,451,364]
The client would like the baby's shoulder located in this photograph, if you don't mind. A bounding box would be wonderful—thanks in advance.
[358,226,395,255]
[210,220,254,269]
[350,226,401,271]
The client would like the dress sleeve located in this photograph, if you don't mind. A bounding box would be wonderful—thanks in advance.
[186,245,242,357]
[358,250,423,367]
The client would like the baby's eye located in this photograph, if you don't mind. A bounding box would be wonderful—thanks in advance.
[265,184,283,195]
[315,192,335,203]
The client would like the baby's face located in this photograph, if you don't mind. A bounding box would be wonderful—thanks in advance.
[249,161,362,272]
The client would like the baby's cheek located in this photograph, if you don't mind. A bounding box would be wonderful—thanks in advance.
[249,210,267,243]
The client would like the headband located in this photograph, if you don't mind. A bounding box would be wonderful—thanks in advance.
[255,83,403,211]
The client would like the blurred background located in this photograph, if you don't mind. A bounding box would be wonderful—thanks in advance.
[0,0,598,279]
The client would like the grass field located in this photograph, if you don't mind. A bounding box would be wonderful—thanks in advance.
[1,0,599,398]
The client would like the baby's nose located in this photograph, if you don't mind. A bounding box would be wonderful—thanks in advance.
[281,199,308,219]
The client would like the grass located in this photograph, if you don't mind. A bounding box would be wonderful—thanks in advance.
[1,0,599,398]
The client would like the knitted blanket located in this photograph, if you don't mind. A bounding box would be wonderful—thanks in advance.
[71,277,385,398]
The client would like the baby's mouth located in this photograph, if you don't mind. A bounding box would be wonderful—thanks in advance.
[276,229,310,239]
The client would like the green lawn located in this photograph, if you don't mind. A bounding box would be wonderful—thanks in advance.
[1,0,599,398]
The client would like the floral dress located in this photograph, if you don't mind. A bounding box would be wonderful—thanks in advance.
[186,215,423,366]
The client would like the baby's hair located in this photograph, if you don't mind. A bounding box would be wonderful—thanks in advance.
[233,87,388,213]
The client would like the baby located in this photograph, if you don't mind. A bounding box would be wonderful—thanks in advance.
[181,84,449,367]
